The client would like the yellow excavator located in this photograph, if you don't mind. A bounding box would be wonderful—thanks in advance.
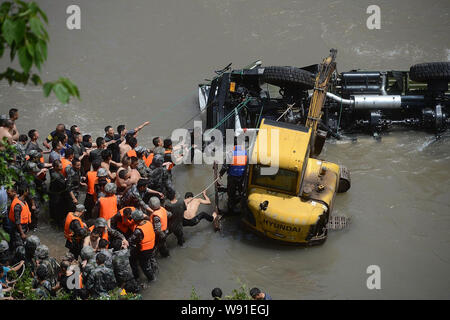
[240,49,351,245]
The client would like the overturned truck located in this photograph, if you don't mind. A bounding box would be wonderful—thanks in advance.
[199,57,450,138]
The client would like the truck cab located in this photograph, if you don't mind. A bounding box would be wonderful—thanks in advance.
[242,118,345,245]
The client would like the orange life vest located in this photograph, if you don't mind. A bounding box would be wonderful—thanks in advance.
[89,225,109,242]
[9,197,32,225]
[86,171,98,195]
[145,153,154,167]
[64,212,87,242]
[99,195,118,221]
[164,150,174,170]
[127,149,137,158]
[151,207,168,231]
[116,207,136,234]
[136,221,155,251]
[61,157,72,177]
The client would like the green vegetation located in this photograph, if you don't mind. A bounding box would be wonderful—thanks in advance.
[0,0,79,103]
[189,280,251,300]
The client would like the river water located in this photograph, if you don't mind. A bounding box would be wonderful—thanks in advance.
[1,0,449,299]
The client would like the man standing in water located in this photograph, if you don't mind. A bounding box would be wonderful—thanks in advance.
[183,191,218,228]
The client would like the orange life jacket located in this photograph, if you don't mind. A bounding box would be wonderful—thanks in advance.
[151,207,168,231]
[9,197,32,225]
[86,171,98,195]
[40,156,44,163]
[145,153,154,167]
[117,207,136,234]
[64,212,87,242]
[61,157,72,177]
[99,195,118,221]
[164,150,174,170]
[136,221,155,251]
[127,149,137,158]
[89,225,109,242]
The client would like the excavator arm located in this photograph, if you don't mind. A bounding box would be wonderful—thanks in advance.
[306,49,337,156]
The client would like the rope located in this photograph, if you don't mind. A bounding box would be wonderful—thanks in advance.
[210,98,252,132]
[276,103,296,121]
[186,176,221,204]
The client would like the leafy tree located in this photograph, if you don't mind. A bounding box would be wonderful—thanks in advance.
[0,0,80,103]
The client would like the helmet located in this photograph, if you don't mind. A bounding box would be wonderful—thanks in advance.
[80,246,95,261]
[104,182,117,194]
[131,210,146,222]
[0,240,9,253]
[75,204,86,212]
[28,150,41,159]
[152,154,164,167]
[27,162,40,173]
[25,235,40,250]
[94,217,107,228]
[149,197,161,210]
[97,168,108,177]
[35,244,49,260]
[135,146,146,155]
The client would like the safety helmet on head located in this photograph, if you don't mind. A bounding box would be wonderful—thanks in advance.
[149,197,161,210]
[35,244,49,260]
[94,217,108,228]
[131,209,146,222]
[0,240,9,253]
[80,246,95,261]
[75,204,86,213]
[97,168,108,177]
[104,182,117,194]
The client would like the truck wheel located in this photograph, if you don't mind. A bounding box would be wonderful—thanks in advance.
[409,62,450,82]
[337,166,351,193]
[262,66,315,89]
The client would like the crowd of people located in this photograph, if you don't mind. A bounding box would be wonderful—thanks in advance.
[0,108,221,299]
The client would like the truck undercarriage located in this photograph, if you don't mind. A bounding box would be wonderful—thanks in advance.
[199,59,450,139]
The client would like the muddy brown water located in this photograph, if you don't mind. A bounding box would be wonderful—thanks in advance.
[1,0,449,299]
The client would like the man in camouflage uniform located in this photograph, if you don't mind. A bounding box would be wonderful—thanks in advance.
[11,235,40,271]
[148,154,175,202]
[0,240,9,265]
[86,252,117,298]
[120,179,158,215]
[111,239,140,293]
[135,146,152,178]
[34,244,60,287]
[80,246,97,281]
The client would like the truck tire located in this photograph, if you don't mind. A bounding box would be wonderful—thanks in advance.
[409,62,450,82]
[262,66,315,89]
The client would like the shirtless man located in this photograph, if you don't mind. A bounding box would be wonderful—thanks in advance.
[118,121,150,160]
[128,157,141,185]
[183,191,218,227]
[0,118,15,148]
[100,149,122,180]
[9,108,19,141]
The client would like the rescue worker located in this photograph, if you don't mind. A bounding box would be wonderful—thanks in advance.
[96,239,113,270]
[94,168,110,202]
[7,184,32,251]
[104,125,123,163]
[111,207,137,238]
[86,252,117,298]
[183,191,219,228]
[48,159,68,227]
[84,159,102,220]
[0,240,10,265]
[22,161,43,231]
[128,210,157,282]
[87,218,128,249]
[60,147,74,178]
[164,189,185,246]
[149,197,171,258]
[33,264,53,299]
[66,157,86,206]
[111,239,140,293]
[92,183,120,227]
[148,154,175,202]
[11,235,40,270]
[219,141,248,214]
[64,204,89,259]
[136,146,152,178]
[80,245,97,281]
[120,179,159,215]
[34,244,59,287]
